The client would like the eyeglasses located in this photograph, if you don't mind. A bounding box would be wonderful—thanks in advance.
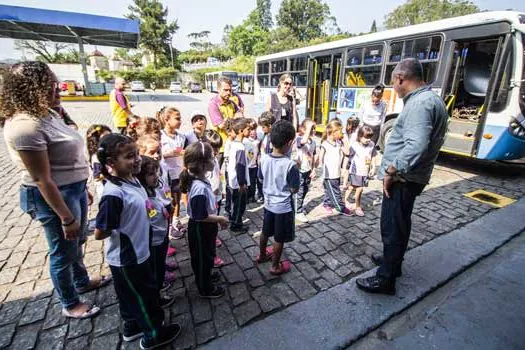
[283,81,292,86]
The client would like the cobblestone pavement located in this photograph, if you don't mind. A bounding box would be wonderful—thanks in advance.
[1,93,524,349]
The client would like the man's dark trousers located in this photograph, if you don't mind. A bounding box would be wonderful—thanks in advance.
[376,181,425,280]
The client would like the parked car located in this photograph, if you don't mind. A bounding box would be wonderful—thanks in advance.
[130,81,145,92]
[169,81,182,93]
[60,80,81,92]
[188,82,202,93]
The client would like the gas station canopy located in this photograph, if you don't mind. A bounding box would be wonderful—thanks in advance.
[0,4,139,48]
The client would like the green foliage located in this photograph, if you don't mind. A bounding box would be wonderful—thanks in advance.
[127,0,179,68]
[247,0,273,31]
[96,66,177,88]
[113,48,143,66]
[276,0,332,42]
[228,23,269,56]
[385,0,479,29]
[14,40,80,63]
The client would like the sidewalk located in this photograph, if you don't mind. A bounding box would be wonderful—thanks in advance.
[202,197,525,349]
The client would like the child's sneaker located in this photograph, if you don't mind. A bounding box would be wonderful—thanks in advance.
[164,271,176,283]
[215,238,222,247]
[296,212,309,223]
[199,285,225,299]
[167,246,176,257]
[211,271,221,283]
[213,256,224,268]
[139,323,181,350]
[322,205,333,214]
[165,260,178,271]
[256,197,264,204]
[169,226,184,240]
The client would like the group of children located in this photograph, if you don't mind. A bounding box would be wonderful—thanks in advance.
[84,104,378,348]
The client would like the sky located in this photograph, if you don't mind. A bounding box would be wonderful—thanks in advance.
[0,0,524,60]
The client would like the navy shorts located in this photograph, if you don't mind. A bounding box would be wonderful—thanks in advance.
[262,209,295,243]
[170,179,181,196]
[349,174,369,187]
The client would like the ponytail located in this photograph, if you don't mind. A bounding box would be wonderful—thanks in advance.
[179,168,194,194]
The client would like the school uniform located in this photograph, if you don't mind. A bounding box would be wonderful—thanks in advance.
[321,140,345,212]
[227,140,250,229]
[243,136,260,202]
[160,129,186,195]
[348,141,377,187]
[295,136,316,214]
[206,158,223,214]
[257,133,272,200]
[184,130,202,145]
[96,178,163,341]
[187,179,218,294]
[223,140,232,217]
[258,154,300,242]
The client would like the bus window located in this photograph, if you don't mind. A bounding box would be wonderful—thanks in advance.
[291,72,307,87]
[271,74,281,87]
[364,45,383,65]
[347,48,363,66]
[345,66,381,87]
[344,45,382,87]
[258,63,269,74]
[271,60,287,73]
[389,42,403,62]
[490,41,513,112]
[403,40,414,59]
[258,75,269,87]
[290,57,307,71]
[413,38,430,60]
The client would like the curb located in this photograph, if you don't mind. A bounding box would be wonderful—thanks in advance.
[202,197,525,350]
[61,95,109,101]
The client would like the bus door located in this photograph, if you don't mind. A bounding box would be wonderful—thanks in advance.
[307,55,332,129]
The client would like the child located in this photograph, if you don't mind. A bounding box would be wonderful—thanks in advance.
[257,120,300,275]
[345,126,377,216]
[185,112,207,145]
[227,118,251,233]
[86,124,112,200]
[137,135,178,274]
[180,142,229,298]
[319,119,351,215]
[256,112,275,204]
[158,107,187,239]
[243,119,260,203]
[136,156,176,307]
[94,133,181,348]
[294,119,317,223]
[204,129,225,268]
[342,116,360,191]
[127,117,162,141]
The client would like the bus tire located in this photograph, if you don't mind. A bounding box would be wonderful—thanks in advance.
[379,118,396,152]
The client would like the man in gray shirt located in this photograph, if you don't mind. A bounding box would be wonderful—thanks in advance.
[356,58,448,295]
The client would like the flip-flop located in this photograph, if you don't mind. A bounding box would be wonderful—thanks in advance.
[76,275,112,294]
[62,304,100,319]
[270,260,292,275]
[256,246,274,264]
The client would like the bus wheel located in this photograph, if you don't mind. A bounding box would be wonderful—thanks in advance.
[379,118,396,152]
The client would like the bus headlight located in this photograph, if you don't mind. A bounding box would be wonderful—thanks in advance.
[509,114,525,139]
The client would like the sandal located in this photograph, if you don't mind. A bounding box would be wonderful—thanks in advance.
[76,275,112,294]
[62,304,100,319]
[355,208,365,217]
[270,260,292,275]
[256,246,274,264]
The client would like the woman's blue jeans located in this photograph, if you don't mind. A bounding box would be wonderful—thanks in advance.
[20,180,89,309]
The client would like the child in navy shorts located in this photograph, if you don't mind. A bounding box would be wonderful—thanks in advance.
[256,120,300,275]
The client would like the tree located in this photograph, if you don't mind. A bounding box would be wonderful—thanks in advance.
[127,0,179,68]
[14,40,75,63]
[114,48,143,66]
[228,23,269,56]
[384,0,479,29]
[247,0,273,31]
[276,0,333,42]
[370,20,377,33]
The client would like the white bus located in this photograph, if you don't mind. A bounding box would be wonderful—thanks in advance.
[254,11,525,161]
[239,73,254,94]
[205,71,239,93]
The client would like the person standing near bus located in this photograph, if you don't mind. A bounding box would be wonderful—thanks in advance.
[355,58,448,296]
[208,76,240,167]
[358,85,387,145]
[110,77,135,134]
[265,74,298,129]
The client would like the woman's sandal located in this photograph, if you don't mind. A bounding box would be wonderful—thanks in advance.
[76,275,112,294]
[62,304,100,319]
[270,260,292,275]
[255,246,274,264]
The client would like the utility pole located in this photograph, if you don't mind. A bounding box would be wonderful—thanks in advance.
[169,34,174,68]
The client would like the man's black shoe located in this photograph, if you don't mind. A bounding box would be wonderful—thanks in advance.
[230,224,249,233]
[370,253,402,277]
[199,285,225,299]
[122,322,143,342]
[139,323,181,350]
[356,276,396,295]
[160,296,175,309]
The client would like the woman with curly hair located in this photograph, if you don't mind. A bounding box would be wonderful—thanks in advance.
[1,61,110,319]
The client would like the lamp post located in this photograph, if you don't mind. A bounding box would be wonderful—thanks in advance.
[169,33,174,69]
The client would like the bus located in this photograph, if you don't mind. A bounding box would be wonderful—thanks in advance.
[239,73,254,94]
[254,11,525,161]
[205,71,240,93]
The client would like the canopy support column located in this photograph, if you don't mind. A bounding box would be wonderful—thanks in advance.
[77,37,90,96]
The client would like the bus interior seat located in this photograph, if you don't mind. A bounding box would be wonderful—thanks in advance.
[463,50,491,97]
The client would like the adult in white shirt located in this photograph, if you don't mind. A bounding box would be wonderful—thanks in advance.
[358,85,387,145]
